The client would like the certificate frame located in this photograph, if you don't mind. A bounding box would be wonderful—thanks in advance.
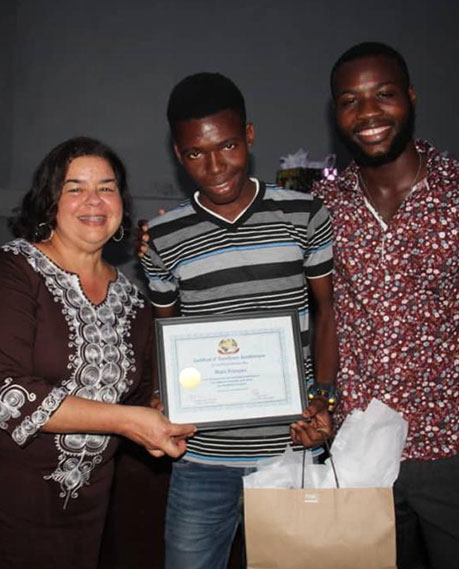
[155,310,306,430]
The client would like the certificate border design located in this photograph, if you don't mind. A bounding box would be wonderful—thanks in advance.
[172,329,290,411]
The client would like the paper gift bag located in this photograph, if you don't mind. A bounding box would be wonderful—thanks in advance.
[244,487,396,569]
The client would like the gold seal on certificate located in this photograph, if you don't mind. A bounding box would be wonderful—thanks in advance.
[156,310,306,430]
[217,338,239,355]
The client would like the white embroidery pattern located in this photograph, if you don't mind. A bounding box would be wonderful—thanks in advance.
[3,239,145,506]
[0,377,36,430]
[12,387,68,444]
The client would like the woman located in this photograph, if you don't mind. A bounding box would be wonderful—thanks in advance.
[0,137,195,568]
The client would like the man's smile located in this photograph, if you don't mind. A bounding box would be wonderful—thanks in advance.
[354,123,393,144]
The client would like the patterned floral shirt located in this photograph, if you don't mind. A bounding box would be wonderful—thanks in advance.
[313,141,458,460]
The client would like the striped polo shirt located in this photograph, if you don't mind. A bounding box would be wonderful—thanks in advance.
[141,179,333,466]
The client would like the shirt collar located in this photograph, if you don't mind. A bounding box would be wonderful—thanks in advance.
[343,139,438,193]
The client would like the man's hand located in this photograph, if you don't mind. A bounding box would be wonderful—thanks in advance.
[135,208,168,258]
[290,399,333,447]
[135,219,150,258]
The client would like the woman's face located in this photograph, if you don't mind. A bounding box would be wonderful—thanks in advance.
[54,155,123,251]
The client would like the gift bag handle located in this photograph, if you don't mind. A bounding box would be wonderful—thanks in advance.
[301,435,340,489]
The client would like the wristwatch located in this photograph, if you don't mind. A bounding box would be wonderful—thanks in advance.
[307,383,339,412]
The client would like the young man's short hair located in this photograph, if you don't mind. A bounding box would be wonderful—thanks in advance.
[167,72,246,135]
[330,41,411,96]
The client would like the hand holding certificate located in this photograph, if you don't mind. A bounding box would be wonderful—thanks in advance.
[156,311,306,430]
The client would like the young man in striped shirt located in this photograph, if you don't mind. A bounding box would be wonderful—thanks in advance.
[140,72,338,569]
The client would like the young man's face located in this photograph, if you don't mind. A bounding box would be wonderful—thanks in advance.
[333,55,416,166]
[173,109,255,212]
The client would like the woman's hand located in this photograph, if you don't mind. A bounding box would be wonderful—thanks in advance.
[290,399,333,448]
[122,406,196,458]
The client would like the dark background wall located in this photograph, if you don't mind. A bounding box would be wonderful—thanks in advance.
[0,1,15,192]
[1,0,458,245]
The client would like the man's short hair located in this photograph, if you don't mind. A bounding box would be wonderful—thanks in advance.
[167,72,247,135]
[330,42,411,96]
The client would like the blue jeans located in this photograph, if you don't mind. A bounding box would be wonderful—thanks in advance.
[165,460,255,569]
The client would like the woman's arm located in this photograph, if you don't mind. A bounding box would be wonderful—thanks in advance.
[0,249,194,457]
[43,396,195,458]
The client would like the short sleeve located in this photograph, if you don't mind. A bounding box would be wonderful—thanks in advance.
[304,197,333,279]
[139,242,179,307]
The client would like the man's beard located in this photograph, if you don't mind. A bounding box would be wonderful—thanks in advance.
[338,105,416,167]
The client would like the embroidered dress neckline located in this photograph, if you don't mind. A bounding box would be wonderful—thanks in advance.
[28,240,119,309]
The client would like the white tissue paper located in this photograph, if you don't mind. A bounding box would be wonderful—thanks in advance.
[329,398,408,488]
[279,148,310,169]
[243,398,408,490]
[243,446,313,489]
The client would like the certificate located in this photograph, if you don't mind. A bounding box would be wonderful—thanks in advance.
[155,310,306,429]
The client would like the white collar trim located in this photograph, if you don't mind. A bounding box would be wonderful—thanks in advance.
[194,177,259,224]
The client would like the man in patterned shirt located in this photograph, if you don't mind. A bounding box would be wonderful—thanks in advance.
[312,42,458,569]
[140,72,338,569]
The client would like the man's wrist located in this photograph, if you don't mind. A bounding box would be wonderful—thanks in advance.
[307,382,339,412]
